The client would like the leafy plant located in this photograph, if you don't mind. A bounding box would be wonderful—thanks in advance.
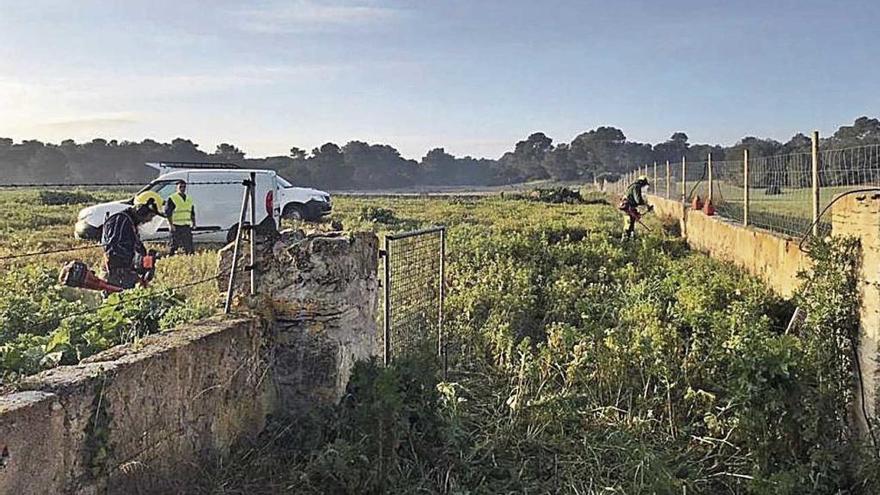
[197,197,880,493]
[38,190,98,206]
[359,206,399,224]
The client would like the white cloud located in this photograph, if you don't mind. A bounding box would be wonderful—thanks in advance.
[0,63,349,139]
[41,114,139,132]
[232,1,402,33]
[0,63,348,106]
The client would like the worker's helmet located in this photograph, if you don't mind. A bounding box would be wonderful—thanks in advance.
[637,174,649,183]
[133,191,163,217]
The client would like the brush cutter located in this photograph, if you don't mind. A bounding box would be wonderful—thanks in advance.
[59,250,160,293]
[635,205,654,232]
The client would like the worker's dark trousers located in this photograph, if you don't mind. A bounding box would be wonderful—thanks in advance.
[169,225,194,255]
[104,256,139,295]
[621,205,640,237]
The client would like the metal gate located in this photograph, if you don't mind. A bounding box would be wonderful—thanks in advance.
[381,226,446,366]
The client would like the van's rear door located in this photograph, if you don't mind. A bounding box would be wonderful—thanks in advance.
[254,171,278,225]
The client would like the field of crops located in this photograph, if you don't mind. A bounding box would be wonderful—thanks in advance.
[0,189,876,493]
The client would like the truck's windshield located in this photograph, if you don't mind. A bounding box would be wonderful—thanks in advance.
[278,176,293,188]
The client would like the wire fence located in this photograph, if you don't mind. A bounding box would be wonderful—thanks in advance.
[611,141,880,240]
[712,158,744,226]
[746,152,822,237]
[382,227,445,370]
[820,144,880,207]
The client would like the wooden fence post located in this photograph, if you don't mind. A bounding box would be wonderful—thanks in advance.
[653,161,657,193]
[812,130,820,236]
[665,160,671,200]
[707,153,714,204]
[743,149,750,226]
[681,156,687,203]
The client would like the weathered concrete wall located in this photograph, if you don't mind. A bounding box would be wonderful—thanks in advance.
[0,317,268,494]
[833,193,880,430]
[219,231,379,414]
[647,194,811,297]
[0,231,380,494]
[648,192,880,433]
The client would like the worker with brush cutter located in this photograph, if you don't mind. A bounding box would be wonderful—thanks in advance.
[618,175,653,240]
[101,191,163,290]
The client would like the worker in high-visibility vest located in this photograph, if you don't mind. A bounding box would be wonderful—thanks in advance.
[164,180,196,255]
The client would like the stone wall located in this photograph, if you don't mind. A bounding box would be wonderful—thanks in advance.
[219,230,379,413]
[648,192,880,433]
[832,193,880,432]
[647,194,811,297]
[0,317,267,494]
[0,231,379,494]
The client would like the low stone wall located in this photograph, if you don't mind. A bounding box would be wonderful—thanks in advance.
[833,193,880,430]
[647,194,811,297]
[0,231,380,494]
[219,230,379,414]
[648,192,880,433]
[0,317,267,494]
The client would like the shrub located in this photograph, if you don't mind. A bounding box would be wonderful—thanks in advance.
[37,190,98,205]
[0,266,199,381]
[359,206,398,224]
[527,187,583,204]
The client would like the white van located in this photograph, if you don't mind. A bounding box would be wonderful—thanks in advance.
[74,162,332,244]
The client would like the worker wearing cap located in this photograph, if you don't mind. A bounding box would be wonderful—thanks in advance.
[102,192,162,290]
[618,175,653,239]
[165,180,195,255]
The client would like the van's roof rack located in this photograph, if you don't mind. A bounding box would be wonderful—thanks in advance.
[145,161,241,170]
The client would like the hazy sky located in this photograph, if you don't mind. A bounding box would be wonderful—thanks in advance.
[1,0,878,160]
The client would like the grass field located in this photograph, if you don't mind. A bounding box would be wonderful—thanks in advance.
[0,188,875,493]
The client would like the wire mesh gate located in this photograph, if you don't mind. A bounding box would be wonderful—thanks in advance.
[381,226,446,370]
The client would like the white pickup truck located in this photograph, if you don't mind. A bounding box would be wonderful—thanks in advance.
[74,162,332,244]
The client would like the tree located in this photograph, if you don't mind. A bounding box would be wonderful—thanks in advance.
[570,126,628,175]
[214,143,245,162]
[829,116,880,145]
[498,132,553,181]
[653,132,690,164]
[289,146,307,160]
[3,115,880,190]
[542,144,578,180]
[422,148,457,184]
[167,138,208,163]
[309,142,349,188]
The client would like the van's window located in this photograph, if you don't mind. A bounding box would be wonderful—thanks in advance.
[278,177,292,188]
[139,180,179,200]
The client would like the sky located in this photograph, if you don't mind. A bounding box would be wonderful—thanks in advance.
[0,0,879,160]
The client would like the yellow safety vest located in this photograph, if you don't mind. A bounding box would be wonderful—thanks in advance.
[168,193,194,226]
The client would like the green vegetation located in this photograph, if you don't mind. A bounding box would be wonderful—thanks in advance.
[37,189,100,206]
[1,189,876,492]
[0,264,214,382]
[526,186,586,204]
[0,190,221,384]
[202,196,877,494]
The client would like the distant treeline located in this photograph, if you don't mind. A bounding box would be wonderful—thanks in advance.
[2,117,878,189]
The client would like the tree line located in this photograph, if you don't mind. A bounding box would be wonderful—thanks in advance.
[2,116,878,189]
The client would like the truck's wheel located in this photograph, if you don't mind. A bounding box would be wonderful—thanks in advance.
[282,204,305,221]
